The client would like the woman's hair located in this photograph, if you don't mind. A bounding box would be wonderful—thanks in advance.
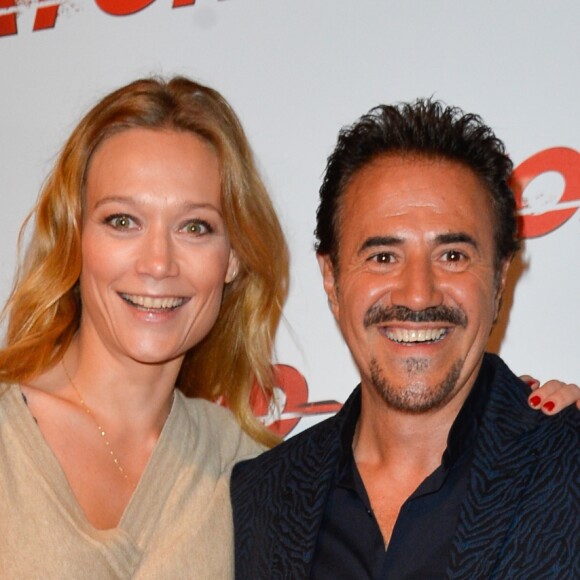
[0,76,289,447]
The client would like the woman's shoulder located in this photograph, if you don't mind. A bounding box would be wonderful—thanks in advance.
[177,391,239,425]
[0,382,22,410]
[0,384,34,451]
[174,391,263,465]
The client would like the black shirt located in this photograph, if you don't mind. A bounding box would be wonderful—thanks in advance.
[310,359,494,579]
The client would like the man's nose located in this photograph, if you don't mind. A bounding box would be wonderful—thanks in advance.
[390,257,443,311]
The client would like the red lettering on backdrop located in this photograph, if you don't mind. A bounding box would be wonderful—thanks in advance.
[249,365,342,438]
[0,0,59,35]
[0,0,17,36]
[250,365,307,437]
[33,0,59,31]
[0,0,197,36]
[95,0,157,16]
[512,147,580,238]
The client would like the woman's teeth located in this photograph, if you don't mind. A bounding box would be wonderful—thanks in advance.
[121,294,185,310]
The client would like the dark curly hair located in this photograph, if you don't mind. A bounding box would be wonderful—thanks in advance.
[315,99,520,271]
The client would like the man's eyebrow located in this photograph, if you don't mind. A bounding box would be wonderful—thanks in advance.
[358,236,403,255]
[435,232,479,249]
[358,233,480,255]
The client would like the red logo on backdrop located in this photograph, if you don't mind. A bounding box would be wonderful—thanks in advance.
[0,0,60,34]
[513,147,580,238]
[249,365,341,438]
[95,0,199,16]
[0,0,208,36]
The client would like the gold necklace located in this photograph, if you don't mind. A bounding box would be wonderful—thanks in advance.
[62,361,134,488]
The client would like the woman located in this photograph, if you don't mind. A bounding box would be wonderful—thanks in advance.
[0,77,287,577]
[0,77,577,578]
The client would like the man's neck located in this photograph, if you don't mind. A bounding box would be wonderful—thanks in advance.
[354,388,465,471]
[350,363,487,545]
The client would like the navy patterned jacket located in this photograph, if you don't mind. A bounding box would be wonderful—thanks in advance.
[231,354,580,579]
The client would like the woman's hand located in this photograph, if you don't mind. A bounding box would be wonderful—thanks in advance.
[521,375,580,414]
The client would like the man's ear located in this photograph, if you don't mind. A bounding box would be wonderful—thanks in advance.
[494,258,512,319]
[225,250,240,284]
[317,253,340,320]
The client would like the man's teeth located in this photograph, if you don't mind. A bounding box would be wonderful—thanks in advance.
[386,328,446,343]
[122,294,185,310]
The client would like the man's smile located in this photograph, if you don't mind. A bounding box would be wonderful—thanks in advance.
[383,327,448,344]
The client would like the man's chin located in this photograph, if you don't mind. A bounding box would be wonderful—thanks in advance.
[369,358,462,413]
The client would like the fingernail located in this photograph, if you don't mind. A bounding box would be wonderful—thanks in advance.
[525,379,538,387]
[529,396,541,407]
[543,401,555,412]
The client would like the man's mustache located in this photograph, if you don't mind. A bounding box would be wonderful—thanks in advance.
[364,304,468,328]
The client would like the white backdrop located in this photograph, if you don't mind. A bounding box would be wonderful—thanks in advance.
[1,0,578,436]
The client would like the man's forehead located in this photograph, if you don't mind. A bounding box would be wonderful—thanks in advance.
[335,154,497,253]
[340,154,493,213]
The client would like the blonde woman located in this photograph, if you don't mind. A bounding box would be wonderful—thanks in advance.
[0,77,287,577]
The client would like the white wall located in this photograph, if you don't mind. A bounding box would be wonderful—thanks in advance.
[1,0,578,436]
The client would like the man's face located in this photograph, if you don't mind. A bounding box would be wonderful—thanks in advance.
[318,155,510,413]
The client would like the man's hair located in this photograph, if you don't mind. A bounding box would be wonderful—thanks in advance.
[315,98,520,270]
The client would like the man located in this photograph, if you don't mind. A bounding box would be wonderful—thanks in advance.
[231,100,579,578]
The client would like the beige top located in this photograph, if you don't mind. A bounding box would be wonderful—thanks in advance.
[0,383,262,579]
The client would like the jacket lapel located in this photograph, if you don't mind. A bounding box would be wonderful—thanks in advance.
[269,389,359,578]
[446,356,543,578]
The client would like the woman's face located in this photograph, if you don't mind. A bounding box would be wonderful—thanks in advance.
[80,127,237,366]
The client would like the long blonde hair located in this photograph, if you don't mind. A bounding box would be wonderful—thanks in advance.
[0,77,289,447]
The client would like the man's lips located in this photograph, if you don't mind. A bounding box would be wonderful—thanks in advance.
[120,293,189,310]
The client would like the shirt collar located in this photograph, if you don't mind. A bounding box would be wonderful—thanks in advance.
[336,354,496,487]
[443,354,494,467]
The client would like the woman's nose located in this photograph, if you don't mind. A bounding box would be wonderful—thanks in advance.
[135,229,179,279]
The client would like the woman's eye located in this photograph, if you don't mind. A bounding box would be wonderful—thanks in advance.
[105,214,135,230]
[182,220,212,235]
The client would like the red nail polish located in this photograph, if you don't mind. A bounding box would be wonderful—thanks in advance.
[529,396,541,407]
[525,379,537,387]
[543,401,555,412]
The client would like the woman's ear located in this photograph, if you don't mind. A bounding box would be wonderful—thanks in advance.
[225,251,240,284]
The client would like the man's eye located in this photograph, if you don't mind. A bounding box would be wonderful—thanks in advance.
[105,214,135,229]
[444,250,464,262]
[371,252,395,264]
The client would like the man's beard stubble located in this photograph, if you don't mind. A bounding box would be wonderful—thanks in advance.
[370,356,462,413]
[364,304,467,413]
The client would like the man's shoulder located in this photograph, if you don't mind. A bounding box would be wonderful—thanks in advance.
[234,408,339,474]
[482,353,580,460]
[487,353,580,429]
[451,355,579,578]
[232,386,359,485]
